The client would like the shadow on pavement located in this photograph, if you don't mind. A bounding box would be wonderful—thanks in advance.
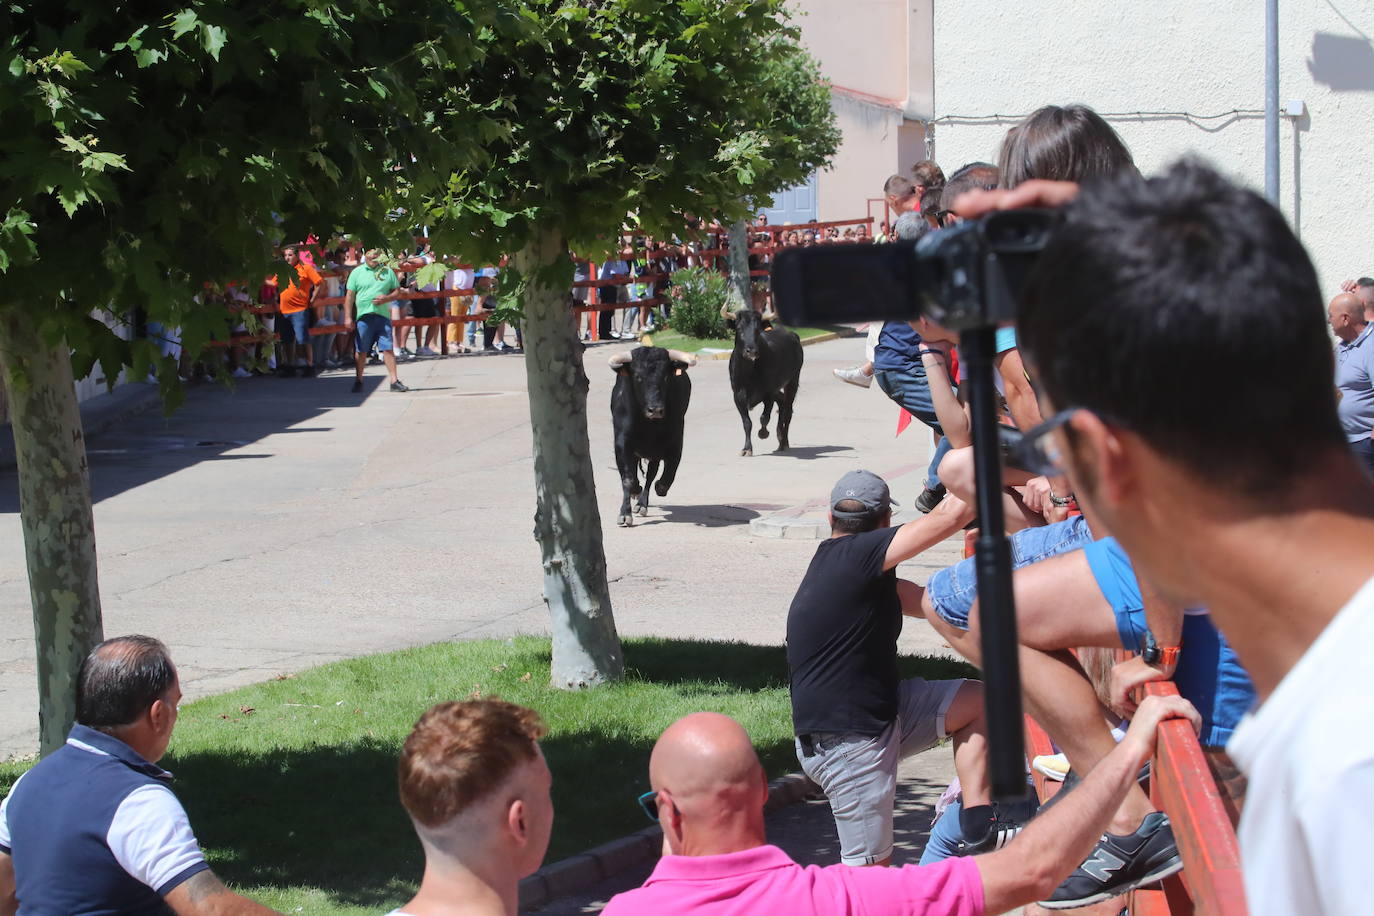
[633,503,762,527]
[0,375,384,514]
[765,444,855,461]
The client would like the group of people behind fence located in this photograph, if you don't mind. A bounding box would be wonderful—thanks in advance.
[6,100,1373,916]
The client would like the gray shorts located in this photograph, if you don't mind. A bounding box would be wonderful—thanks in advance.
[795,677,967,866]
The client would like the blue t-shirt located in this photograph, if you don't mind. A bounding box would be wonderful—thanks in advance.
[873,321,923,374]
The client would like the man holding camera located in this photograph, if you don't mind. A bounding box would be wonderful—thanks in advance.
[959,163,1374,914]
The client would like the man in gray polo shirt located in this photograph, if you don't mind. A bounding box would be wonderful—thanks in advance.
[1329,292,1374,475]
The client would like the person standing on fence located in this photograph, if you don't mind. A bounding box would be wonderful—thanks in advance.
[976,161,1374,915]
[598,252,631,340]
[446,265,475,351]
[277,245,323,378]
[344,248,407,393]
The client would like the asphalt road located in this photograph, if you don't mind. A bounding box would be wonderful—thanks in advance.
[0,334,963,759]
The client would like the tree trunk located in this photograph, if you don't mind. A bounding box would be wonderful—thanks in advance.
[0,308,104,756]
[514,229,624,687]
[726,218,751,311]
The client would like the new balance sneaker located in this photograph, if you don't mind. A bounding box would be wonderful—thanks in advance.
[350,379,363,394]
[416,346,439,357]
[914,483,947,513]
[1038,812,1183,909]
[390,380,409,393]
[230,367,253,380]
[833,365,872,388]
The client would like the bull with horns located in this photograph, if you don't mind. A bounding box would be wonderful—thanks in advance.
[608,346,697,527]
[720,303,803,457]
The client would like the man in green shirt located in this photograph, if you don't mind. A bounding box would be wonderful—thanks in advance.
[344,248,407,393]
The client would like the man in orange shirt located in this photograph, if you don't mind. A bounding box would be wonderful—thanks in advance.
[278,245,323,377]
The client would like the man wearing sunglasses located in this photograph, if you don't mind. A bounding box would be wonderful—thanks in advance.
[958,162,1374,915]
[604,704,1197,916]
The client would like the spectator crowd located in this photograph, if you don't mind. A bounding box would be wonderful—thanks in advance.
[4,100,1373,916]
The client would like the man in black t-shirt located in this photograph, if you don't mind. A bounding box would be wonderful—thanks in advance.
[787,470,1015,866]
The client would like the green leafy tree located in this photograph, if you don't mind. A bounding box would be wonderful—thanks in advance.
[424,0,839,686]
[0,0,500,754]
[725,43,840,309]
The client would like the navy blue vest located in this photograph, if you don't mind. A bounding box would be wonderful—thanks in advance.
[3,725,204,915]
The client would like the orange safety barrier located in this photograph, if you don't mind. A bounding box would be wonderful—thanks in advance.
[1015,649,1247,914]
[962,528,1246,913]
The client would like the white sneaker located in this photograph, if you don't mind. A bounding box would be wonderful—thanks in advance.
[231,367,252,379]
[834,366,873,388]
[1032,753,1070,781]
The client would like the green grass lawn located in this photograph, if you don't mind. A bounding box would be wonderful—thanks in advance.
[0,637,974,914]
[645,324,835,353]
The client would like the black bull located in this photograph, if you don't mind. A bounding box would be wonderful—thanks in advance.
[609,347,696,527]
[723,306,803,457]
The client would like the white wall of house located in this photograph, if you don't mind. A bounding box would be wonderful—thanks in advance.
[792,0,1374,289]
[929,0,1374,291]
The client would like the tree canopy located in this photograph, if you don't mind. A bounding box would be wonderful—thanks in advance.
[423,0,837,265]
[0,0,503,394]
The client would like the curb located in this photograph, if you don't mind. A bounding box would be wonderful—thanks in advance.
[694,328,850,361]
[0,383,162,471]
[518,772,818,911]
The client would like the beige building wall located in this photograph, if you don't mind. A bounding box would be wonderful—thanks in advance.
[929,0,1374,291]
[790,0,935,221]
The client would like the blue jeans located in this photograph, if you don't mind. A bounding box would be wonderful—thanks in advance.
[926,515,1095,629]
[875,368,947,490]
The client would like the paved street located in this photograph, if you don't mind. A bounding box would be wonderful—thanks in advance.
[0,334,962,759]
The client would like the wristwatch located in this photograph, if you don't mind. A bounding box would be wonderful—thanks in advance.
[1142,630,1180,668]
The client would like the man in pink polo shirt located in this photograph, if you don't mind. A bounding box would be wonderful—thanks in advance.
[602,702,1196,916]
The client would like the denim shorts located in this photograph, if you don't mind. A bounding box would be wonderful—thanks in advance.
[874,368,943,434]
[354,312,392,355]
[278,309,310,345]
[1081,537,1256,747]
[926,515,1095,630]
[796,678,965,866]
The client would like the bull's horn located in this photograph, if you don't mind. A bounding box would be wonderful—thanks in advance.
[761,308,778,322]
[666,349,698,367]
[719,302,738,320]
[607,351,634,368]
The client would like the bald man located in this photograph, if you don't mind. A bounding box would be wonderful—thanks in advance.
[604,703,1198,916]
[1340,277,1374,322]
[1329,292,1374,475]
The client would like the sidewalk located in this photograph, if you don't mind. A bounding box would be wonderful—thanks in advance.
[524,749,955,914]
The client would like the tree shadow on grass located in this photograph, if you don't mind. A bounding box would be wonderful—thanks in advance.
[165,637,978,911]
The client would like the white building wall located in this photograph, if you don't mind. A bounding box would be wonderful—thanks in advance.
[930,0,1374,292]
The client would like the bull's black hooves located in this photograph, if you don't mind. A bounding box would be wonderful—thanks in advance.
[758,429,770,439]
[617,515,633,527]
[635,505,648,516]
[654,482,669,496]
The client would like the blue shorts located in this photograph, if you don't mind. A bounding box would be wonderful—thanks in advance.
[926,515,1095,630]
[355,313,392,355]
[1082,537,1255,747]
[279,309,310,346]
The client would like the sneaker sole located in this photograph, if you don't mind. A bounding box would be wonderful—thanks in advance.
[1036,853,1183,910]
[1033,759,1070,782]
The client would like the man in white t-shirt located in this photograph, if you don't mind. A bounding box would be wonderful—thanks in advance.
[0,636,277,915]
[974,162,1374,913]
[389,699,553,916]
